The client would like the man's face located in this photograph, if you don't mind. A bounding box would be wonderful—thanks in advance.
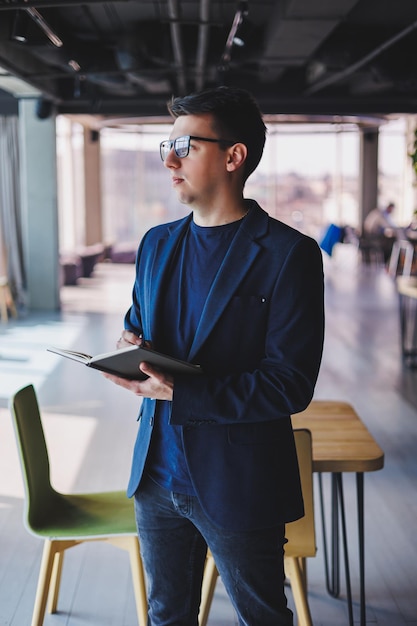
[162,113,231,209]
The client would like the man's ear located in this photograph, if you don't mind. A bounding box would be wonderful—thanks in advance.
[226,143,247,172]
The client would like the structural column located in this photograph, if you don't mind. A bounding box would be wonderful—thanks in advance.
[18,98,60,311]
[83,126,103,246]
[359,126,379,229]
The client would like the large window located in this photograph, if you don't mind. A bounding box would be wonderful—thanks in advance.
[246,123,360,239]
[57,116,413,251]
[100,125,179,246]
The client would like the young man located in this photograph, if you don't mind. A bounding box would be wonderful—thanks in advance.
[104,86,324,625]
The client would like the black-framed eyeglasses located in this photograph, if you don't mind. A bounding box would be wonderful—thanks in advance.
[159,135,236,161]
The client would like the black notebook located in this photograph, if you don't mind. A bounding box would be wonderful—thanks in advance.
[47,345,202,380]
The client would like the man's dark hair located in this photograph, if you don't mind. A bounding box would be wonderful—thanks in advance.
[168,86,267,182]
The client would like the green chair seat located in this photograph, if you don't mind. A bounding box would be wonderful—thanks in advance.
[29,490,138,538]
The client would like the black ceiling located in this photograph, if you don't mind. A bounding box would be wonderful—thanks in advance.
[1,0,417,118]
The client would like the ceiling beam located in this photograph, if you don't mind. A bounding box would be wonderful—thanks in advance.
[0,0,131,9]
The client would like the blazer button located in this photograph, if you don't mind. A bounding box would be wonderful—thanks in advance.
[149,416,154,426]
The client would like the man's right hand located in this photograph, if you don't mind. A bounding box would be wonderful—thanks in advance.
[117,330,145,350]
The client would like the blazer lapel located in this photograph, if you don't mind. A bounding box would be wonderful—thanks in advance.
[145,214,192,341]
[187,206,267,361]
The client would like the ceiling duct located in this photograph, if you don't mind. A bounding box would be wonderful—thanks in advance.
[306,17,417,95]
[195,0,211,91]
[167,0,187,94]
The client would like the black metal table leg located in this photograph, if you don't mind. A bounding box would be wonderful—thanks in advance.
[357,472,366,626]
[318,472,367,626]
[318,472,340,597]
[318,473,331,593]
[335,473,354,626]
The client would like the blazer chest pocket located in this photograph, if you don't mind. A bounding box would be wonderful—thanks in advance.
[226,295,268,332]
[230,294,267,312]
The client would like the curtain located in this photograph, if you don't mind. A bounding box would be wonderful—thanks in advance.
[0,116,26,311]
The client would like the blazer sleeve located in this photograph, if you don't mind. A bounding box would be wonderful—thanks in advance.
[123,238,145,336]
[171,236,324,426]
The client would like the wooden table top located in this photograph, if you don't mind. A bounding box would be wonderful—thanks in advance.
[291,400,385,473]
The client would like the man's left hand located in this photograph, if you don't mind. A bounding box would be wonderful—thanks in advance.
[102,361,174,401]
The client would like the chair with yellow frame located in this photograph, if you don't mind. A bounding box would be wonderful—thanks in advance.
[198,428,316,626]
[9,384,148,626]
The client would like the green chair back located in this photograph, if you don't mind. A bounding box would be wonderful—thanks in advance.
[10,384,61,533]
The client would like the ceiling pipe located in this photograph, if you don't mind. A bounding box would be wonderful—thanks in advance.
[167,0,187,95]
[25,6,63,47]
[220,1,248,68]
[195,0,210,91]
[306,18,417,95]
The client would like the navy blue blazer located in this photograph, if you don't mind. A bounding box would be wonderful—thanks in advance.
[125,201,324,531]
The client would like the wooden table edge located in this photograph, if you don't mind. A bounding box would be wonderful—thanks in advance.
[292,400,385,474]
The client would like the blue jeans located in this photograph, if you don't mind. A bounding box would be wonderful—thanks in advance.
[134,475,293,626]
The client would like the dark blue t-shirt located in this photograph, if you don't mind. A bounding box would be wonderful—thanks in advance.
[147,218,242,494]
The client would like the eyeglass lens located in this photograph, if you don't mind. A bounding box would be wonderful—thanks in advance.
[173,136,189,158]
[160,136,190,161]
